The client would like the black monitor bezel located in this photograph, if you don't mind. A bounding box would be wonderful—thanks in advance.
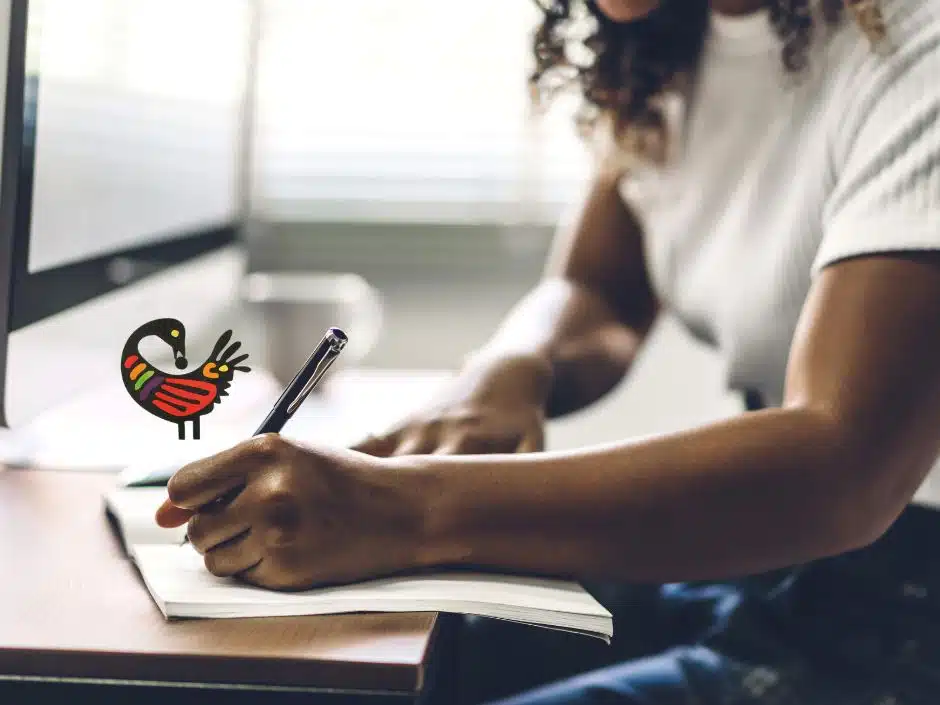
[0,0,31,429]
[0,0,242,427]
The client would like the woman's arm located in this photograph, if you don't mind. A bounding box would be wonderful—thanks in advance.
[405,252,940,583]
[155,255,940,591]
[351,172,659,458]
[478,172,659,418]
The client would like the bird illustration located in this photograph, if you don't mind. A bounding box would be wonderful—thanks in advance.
[121,318,251,440]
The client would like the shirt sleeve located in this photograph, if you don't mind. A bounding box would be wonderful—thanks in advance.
[814,26,940,274]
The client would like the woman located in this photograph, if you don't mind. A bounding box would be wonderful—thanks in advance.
[157,0,940,702]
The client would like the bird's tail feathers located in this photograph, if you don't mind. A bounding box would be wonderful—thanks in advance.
[209,330,234,359]
[208,330,250,373]
[227,353,251,373]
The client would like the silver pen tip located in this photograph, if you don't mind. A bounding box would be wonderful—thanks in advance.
[326,327,348,352]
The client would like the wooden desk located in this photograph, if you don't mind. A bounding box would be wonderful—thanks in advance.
[0,470,453,703]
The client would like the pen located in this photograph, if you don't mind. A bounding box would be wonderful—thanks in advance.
[252,327,348,435]
[182,327,348,544]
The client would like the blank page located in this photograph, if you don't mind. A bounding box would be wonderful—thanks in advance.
[132,544,613,641]
[105,487,186,546]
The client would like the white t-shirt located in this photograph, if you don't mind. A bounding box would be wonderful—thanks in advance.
[618,0,940,496]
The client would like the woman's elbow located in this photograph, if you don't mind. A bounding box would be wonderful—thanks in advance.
[825,451,932,555]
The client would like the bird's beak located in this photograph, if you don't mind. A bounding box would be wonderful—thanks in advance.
[173,341,188,370]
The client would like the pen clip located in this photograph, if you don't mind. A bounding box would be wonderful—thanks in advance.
[286,333,347,416]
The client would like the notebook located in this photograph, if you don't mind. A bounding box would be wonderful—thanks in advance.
[104,486,614,642]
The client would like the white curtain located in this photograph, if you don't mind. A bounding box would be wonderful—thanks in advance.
[252,0,590,225]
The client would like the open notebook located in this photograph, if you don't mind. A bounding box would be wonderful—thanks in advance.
[104,486,614,642]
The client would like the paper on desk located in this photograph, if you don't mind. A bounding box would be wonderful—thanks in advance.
[116,368,452,485]
[105,486,187,546]
[26,366,450,476]
[0,427,33,469]
[23,368,283,472]
[131,543,613,642]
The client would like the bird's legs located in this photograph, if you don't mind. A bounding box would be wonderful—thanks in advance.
[178,422,185,440]
[192,416,201,440]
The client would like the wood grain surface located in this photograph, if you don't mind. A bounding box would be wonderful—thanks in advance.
[0,469,439,694]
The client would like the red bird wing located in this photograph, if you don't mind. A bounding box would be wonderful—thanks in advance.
[150,377,219,418]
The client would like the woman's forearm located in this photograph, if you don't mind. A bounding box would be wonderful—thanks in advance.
[404,408,891,583]
[465,175,658,418]
[470,279,646,417]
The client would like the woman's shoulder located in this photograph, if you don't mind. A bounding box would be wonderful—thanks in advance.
[821,0,940,132]
[825,0,940,72]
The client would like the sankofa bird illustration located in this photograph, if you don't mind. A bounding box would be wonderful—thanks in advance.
[121,318,251,440]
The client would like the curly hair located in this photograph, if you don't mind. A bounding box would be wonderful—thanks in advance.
[530,0,887,163]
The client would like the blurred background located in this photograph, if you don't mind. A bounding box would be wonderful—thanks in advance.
[9,0,742,455]
[246,0,741,443]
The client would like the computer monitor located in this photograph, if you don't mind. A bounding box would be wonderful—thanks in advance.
[0,0,258,432]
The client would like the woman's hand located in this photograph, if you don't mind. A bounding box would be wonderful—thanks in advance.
[353,353,550,457]
[154,435,430,590]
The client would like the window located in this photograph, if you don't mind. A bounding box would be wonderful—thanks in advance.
[253,0,591,225]
[26,0,250,273]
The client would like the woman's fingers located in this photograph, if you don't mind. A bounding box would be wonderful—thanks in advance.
[155,499,194,528]
[202,530,260,578]
[186,492,253,553]
[351,432,400,457]
[391,432,438,456]
[435,427,542,455]
[432,437,464,455]
[433,434,499,455]
[236,558,311,591]
[166,444,253,512]
[516,428,544,454]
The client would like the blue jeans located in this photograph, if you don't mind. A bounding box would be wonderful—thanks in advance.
[458,393,940,704]
[459,504,940,705]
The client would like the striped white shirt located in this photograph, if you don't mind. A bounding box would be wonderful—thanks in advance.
[619,0,940,500]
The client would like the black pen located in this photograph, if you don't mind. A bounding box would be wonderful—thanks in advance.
[182,327,348,544]
[253,327,348,435]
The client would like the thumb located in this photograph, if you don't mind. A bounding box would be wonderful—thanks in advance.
[350,431,400,457]
[155,497,195,528]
